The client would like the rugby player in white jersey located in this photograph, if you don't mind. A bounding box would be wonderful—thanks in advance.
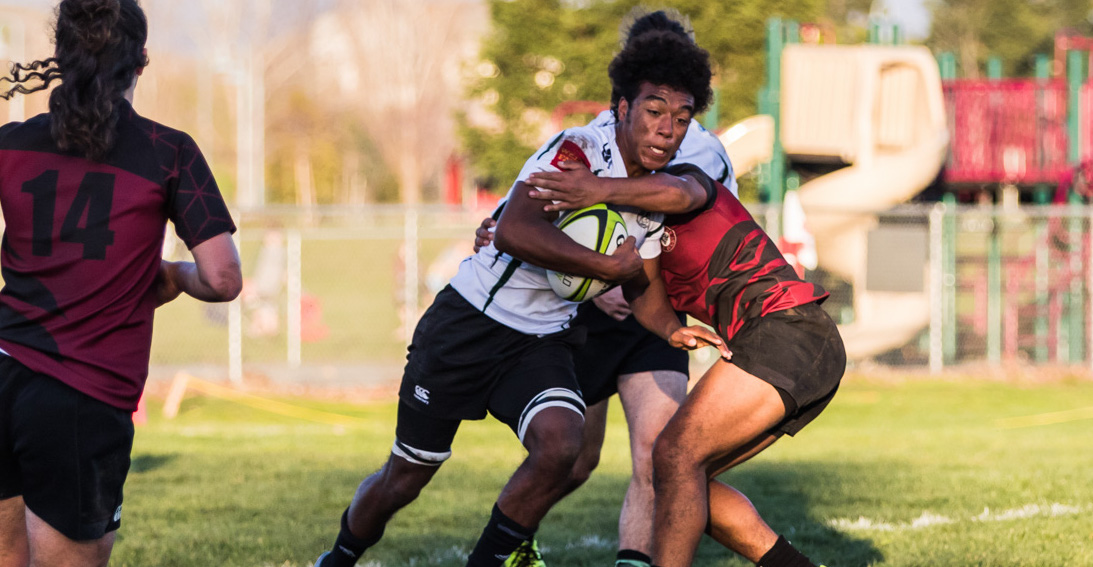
[314,14,722,567]
[479,12,738,567]
[497,111,735,567]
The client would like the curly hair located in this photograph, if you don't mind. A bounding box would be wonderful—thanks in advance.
[0,0,148,161]
[619,8,693,46]
[608,19,712,119]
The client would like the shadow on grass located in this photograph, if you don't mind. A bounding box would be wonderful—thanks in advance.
[129,453,177,474]
[722,461,884,567]
[508,459,884,567]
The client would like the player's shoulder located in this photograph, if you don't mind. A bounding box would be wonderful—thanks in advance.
[0,113,52,150]
[534,123,614,169]
[588,109,615,128]
[562,121,614,150]
[106,102,206,182]
[682,120,728,156]
[121,103,197,148]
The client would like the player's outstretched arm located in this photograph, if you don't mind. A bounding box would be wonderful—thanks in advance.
[526,160,707,214]
[495,181,643,283]
[156,232,242,306]
[625,257,730,359]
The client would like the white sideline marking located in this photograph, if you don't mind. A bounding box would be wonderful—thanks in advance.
[974,503,1083,521]
[829,502,1086,532]
[563,534,616,551]
[301,503,1089,565]
[305,536,619,566]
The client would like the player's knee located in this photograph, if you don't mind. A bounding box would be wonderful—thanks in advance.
[629,447,655,488]
[383,440,449,505]
[651,432,689,480]
[524,410,585,475]
[629,423,660,476]
[568,446,600,487]
[376,466,432,508]
[516,388,586,470]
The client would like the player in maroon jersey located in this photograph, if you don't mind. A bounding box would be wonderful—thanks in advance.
[0,1,241,565]
[525,162,843,567]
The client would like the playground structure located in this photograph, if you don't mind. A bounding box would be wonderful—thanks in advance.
[720,30,949,360]
[728,20,1093,365]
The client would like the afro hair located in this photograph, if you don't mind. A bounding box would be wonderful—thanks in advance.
[608,27,713,118]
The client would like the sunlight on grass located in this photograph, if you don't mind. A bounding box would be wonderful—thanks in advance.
[111,376,1093,567]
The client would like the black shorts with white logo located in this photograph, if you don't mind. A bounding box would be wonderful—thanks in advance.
[723,301,846,436]
[398,286,586,445]
[573,303,689,406]
[0,355,133,540]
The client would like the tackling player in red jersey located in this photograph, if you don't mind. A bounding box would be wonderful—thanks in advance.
[517,160,845,567]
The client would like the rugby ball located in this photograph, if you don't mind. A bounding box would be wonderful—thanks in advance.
[547,204,629,302]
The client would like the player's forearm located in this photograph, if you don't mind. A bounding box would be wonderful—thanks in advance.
[624,268,680,341]
[599,173,706,214]
[626,288,681,341]
[164,260,242,303]
[495,221,626,282]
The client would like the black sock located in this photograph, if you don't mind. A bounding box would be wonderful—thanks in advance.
[325,508,384,567]
[465,503,535,567]
[616,549,652,566]
[756,535,816,567]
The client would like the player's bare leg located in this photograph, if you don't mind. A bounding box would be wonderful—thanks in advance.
[701,434,782,560]
[567,399,609,491]
[497,406,584,527]
[650,359,786,567]
[468,406,584,566]
[502,400,605,565]
[344,454,443,546]
[24,507,114,567]
[616,370,686,558]
[0,496,28,567]
[705,480,778,560]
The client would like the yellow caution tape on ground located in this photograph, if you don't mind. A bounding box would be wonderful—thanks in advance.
[996,406,1093,429]
[163,372,367,427]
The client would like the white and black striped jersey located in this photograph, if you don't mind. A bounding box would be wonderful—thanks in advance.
[450,122,664,335]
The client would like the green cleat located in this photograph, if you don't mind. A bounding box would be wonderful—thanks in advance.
[504,538,546,567]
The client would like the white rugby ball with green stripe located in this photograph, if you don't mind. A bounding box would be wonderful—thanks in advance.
[547,204,628,302]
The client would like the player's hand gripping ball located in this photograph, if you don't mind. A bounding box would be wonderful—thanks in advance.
[547,204,628,302]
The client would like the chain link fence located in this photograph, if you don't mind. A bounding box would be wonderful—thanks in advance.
[149,202,1093,385]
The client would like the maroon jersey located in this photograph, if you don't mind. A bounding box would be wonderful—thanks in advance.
[658,164,827,341]
[0,101,236,410]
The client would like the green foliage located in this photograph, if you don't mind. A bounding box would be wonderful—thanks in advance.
[264,90,400,205]
[927,0,1093,77]
[461,0,824,193]
[111,377,1093,566]
[823,0,874,44]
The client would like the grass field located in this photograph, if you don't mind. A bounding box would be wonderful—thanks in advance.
[110,374,1093,567]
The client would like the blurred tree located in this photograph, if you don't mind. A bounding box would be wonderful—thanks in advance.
[141,0,331,206]
[823,0,873,44]
[927,0,1093,78]
[460,0,824,196]
[299,0,487,205]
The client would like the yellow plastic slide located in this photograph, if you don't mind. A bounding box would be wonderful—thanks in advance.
[719,44,949,360]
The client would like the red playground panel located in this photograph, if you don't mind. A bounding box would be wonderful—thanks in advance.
[942,79,1074,186]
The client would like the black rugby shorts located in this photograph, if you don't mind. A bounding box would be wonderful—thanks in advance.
[0,355,133,540]
[573,302,688,406]
[398,286,586,443]
[723,301,846,435]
